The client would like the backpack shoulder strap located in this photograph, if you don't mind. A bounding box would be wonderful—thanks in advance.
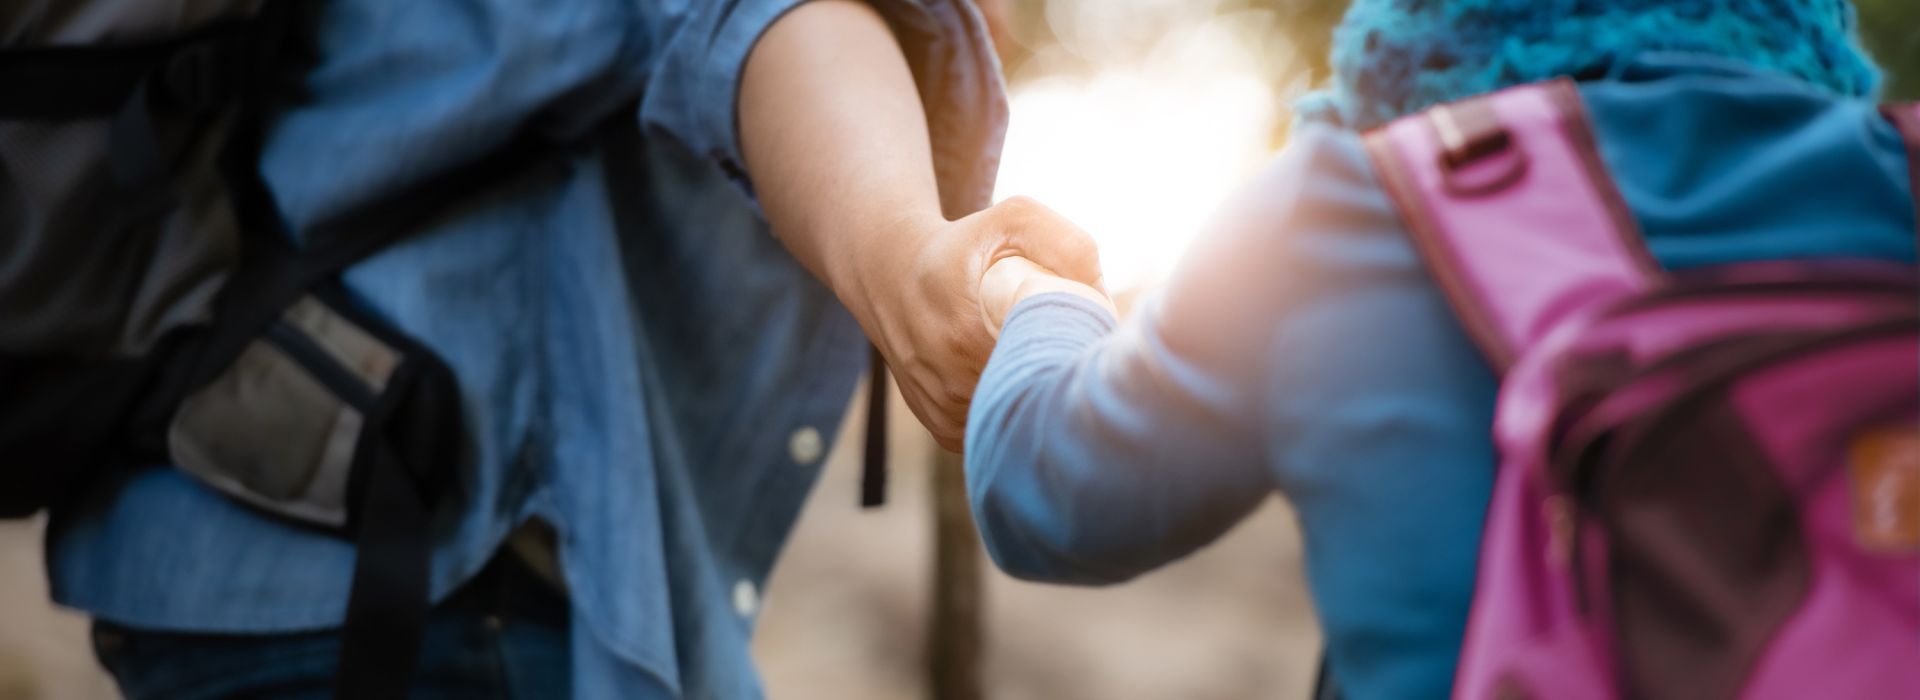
[1362,78,1658,372]
[1881,102,1920,237]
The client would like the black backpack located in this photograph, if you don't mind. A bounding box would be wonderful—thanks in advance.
[0,2,526,696]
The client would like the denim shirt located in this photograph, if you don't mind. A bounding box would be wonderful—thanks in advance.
[967,56,1917,700]
[46,1,1006,697]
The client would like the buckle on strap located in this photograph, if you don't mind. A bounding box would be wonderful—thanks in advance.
[1431,99,1530,198]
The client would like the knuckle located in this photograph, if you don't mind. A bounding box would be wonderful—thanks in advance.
[943,378,975,406]
[996,195,1053,229]
[999,194,1041,216]
[1065,227,1099,256]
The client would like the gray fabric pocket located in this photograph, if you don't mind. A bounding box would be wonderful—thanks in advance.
[169,296,401,528]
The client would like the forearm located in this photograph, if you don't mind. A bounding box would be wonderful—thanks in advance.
[739,0,942,300]
[736,0,1102,448]
[966,294,1270,584]
[967,294,1137,583]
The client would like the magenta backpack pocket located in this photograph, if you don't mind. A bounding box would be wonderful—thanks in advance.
[1365,81,1920,700]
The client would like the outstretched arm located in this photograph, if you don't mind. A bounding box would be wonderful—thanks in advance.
[740,0,1104,449]
[962,248,1274,584]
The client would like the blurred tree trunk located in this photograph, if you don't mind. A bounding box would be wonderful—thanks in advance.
[928,448,983,700]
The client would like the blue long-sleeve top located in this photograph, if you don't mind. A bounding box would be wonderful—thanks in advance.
[965,55,1919,700]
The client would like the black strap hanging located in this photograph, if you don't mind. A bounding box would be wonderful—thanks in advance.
[862,345,889,508]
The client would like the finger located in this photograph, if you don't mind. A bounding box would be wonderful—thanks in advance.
[994,196,1106,294]
[977,257,1023,337]
[893,363,971,452]
[932,425,964,453]
[985,255,1050,278]
[981,256,1072,336]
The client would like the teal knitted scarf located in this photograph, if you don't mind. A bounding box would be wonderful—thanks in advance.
[1319,0,1883,130]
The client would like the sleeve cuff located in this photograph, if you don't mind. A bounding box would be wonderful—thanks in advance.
[640,0,1008,213]
[1002,291,1119,343]
[639,0,811,197]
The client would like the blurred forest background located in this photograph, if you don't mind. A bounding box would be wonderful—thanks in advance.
[0,2,1915,700]
[1858,0,1920,98]
[992,0,1920,98]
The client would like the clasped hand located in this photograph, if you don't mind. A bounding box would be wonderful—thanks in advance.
[846,196,1113,451]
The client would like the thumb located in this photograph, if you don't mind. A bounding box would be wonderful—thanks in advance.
[979,255,1049,336]
[993,196,1106,294]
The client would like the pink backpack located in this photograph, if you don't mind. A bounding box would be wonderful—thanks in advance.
[1363,79,1920,700]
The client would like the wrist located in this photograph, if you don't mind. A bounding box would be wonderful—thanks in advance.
[824,207,948,317]
[1011,277,1117,319]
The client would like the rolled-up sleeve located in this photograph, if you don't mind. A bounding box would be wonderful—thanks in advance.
[637,0,1008,214]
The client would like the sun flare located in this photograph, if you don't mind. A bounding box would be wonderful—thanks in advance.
[992,12,1287,293]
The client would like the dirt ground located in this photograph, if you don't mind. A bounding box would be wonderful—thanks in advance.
[0,387,1319,700]
[0,517,116,700]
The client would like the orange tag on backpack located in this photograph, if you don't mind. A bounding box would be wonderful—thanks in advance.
[1849,425,1920,551]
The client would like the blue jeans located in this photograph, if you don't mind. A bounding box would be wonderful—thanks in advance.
[92,554,571,699]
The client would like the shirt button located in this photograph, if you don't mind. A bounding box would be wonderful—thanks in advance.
[732,579,759,617]
[787,427,823,466]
